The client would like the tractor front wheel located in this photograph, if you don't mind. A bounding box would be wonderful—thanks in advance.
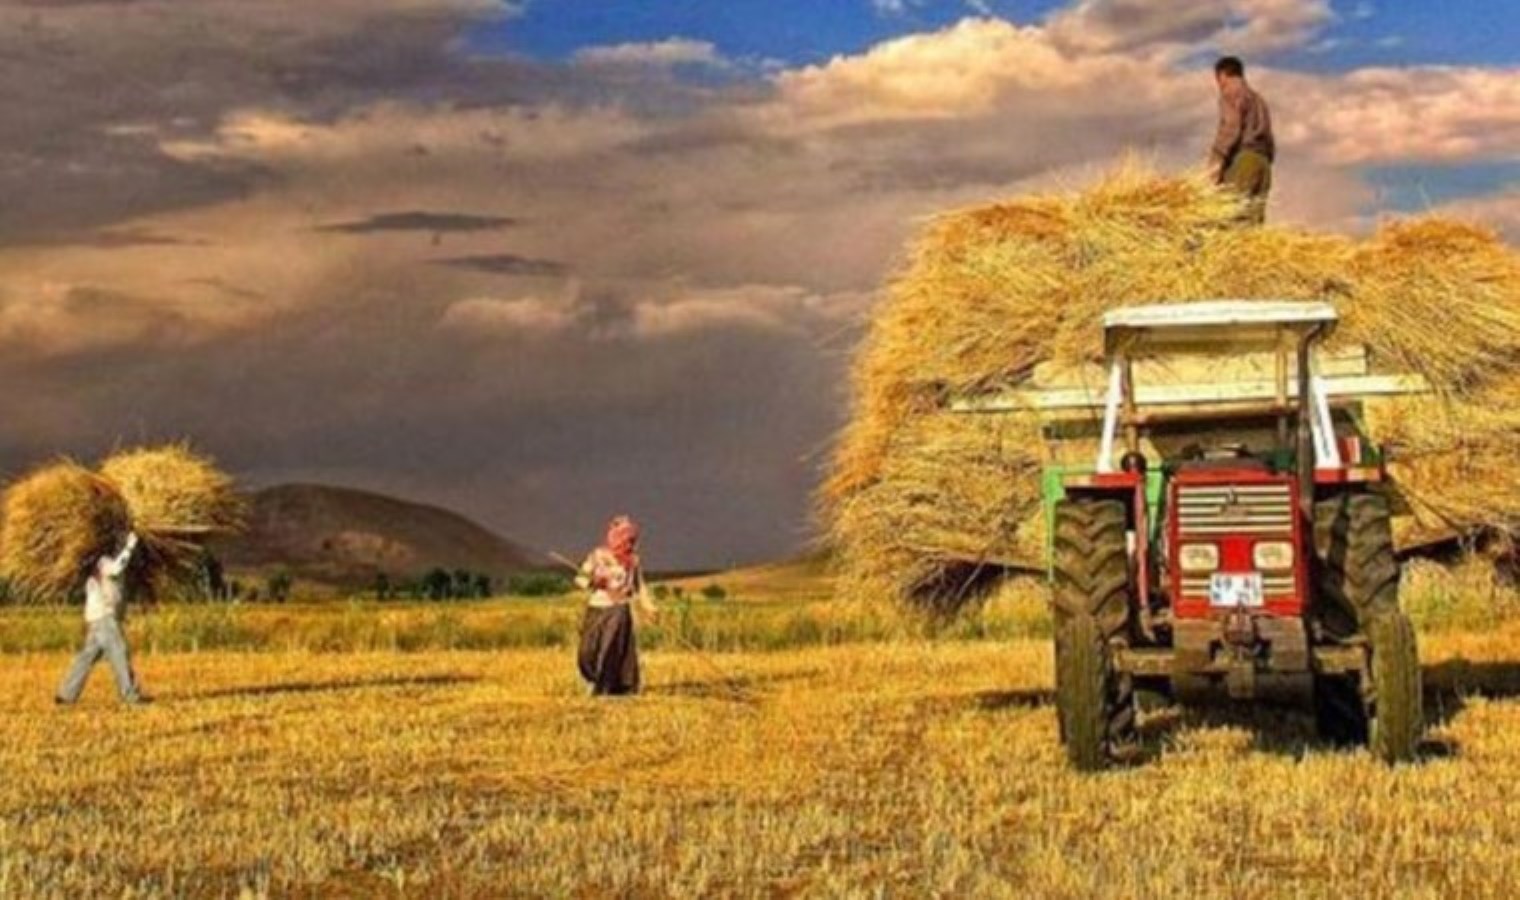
[1055,614,1129,771]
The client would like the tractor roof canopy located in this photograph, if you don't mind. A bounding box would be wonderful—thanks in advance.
[1103,300,1338,359]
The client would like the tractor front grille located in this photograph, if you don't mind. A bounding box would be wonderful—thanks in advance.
[1175,483,1294,537]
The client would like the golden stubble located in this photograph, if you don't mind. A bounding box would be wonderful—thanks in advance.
[3,624,1520,896]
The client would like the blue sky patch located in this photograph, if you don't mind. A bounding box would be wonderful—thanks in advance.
[470,1,1061,66]
[1363,161,1520,214]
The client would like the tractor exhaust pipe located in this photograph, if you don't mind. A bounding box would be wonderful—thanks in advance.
[1296,324,1327,524]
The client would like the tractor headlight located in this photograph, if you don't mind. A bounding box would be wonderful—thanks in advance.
[1179,544,1219,573]
[1253,541,1295,571]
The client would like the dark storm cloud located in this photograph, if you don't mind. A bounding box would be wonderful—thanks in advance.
[0,0,524,243]
[431,254,570,276]
[317,212,518,235]
[0,265,844,565]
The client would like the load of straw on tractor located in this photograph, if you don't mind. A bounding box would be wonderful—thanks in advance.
[824,164,1520,614]
[0,445,243,602]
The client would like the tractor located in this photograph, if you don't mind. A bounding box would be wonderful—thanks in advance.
[954,300,1427,769]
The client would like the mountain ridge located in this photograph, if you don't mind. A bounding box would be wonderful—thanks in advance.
[215,483,550,587]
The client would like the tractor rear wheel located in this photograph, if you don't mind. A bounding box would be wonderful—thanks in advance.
[1368,612,1422,763]
[1311,493,1400,638]
[1051,499,1135,769]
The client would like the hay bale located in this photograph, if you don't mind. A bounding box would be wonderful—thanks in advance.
[98,445,246,591]
[825,162,1520,613]
[0,462,131,602]
[99,444,244,537]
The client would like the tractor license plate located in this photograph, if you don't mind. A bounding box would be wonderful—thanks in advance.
[1209,573,1264,608]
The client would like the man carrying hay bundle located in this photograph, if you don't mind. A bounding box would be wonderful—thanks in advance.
[574,515,657,696]
[1208,56,1274,225]
[56,531,148,706]
[0,446,243,704]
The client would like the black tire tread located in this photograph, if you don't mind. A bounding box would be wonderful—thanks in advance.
[1056,616,1108,771]
[1311,491,1422,760]
[1052,500,1131,638]
[1312,493,1400,638]
[1051,499,1136,769]
[1369,612,1422,763]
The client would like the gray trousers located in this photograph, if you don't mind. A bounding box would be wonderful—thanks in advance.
[57,616,141,703]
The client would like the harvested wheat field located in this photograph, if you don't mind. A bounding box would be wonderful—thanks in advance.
[4,624,1520,897]
[825,164,1520,611]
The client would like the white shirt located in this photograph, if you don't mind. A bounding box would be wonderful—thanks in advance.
[84,533,138,624]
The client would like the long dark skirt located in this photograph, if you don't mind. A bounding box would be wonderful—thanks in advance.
[578,604,641,696]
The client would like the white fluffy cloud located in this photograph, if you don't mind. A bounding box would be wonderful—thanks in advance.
[440,295,584,336]
[771,19,1168,126]
[573,38,728,69]
[1274,66,1520,165]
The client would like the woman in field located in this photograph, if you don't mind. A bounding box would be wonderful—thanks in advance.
[575,515,657,696]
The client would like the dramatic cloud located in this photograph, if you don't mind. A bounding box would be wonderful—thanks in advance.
[1274,67,1520,165]
[1048,0,1333,54]
[0,0,1510,565]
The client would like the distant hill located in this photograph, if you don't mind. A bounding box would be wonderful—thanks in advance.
[215,484,550,587]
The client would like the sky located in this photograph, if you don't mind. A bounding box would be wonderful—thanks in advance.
[0,0,1515,567]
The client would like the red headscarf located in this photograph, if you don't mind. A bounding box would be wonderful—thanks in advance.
[606,515,640,568]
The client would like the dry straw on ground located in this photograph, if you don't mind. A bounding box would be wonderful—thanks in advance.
[824,163,1520,613]
[0,462,131,601]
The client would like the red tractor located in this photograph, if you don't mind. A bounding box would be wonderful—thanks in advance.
[958,301,1426,769]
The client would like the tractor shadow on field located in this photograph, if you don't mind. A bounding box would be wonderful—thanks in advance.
[1149,700,1376,761]
[189,673,481,701]
[1422,658,1520,728]
[965,688,1055,711]
[1135,659,1520,763]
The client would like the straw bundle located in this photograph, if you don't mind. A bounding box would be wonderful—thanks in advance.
[824,162,1520,612]
[99,445,245,537]
[0,462,131,601]
[0,445,244,603]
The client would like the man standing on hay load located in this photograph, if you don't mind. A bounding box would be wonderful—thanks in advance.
[575,516,657,696]
[56,531,148,706]
[1208,56,1275,225]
